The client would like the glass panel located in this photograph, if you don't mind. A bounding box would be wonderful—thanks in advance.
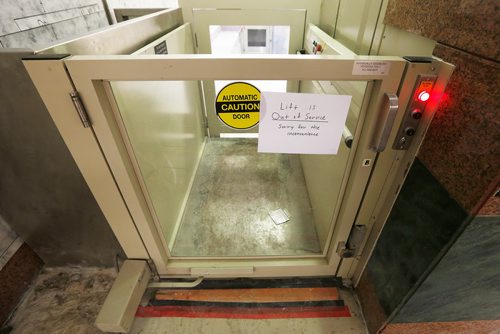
[209,25,290,55]
[109,78,368,257]
[299,80,368,250]
[248,29,266,47]
[109,81,206,250]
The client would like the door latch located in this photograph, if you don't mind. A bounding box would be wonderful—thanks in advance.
[337,225,367,258]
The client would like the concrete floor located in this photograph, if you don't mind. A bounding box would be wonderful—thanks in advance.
[6,267,368,334]
[7,267,116,334]
[171,139,321,256]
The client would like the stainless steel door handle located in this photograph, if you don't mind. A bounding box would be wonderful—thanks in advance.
[343,126,353,148]
[371,93,399,152]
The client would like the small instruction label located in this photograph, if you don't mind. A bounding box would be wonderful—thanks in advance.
[352,61,390,75]
[258,92,351,155]
[154,41,168,54]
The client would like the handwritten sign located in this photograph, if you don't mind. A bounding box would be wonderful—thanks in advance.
[258,92,351,154]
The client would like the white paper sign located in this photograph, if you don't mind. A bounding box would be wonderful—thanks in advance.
[258,92,351,155]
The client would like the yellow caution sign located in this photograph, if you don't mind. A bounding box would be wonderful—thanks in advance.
[215,82,260,129]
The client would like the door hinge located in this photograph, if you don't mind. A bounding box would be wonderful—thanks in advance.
[337,225,367,258]
[70,91,91,128]
[146,258,160,282]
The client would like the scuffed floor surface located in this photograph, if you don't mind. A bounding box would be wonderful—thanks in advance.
[172,138,321,257]
[6,268,368,334]
[130,289,368,334]
[7,267,116,334]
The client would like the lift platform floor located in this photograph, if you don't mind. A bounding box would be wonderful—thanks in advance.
[171,138,321,257]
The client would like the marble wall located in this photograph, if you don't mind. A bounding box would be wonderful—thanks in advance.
[393,216,500,323]
[0,0,108,49]
[358,158,469,333]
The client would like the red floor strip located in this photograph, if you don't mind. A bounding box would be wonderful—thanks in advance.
[136,305,351,319]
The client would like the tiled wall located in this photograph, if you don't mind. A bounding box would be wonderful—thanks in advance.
[357,0,499,332]
[0,0,108,48]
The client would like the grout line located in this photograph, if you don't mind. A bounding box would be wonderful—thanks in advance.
[0,10,105,37]
[13,3,99,21]
[437,41,500,64]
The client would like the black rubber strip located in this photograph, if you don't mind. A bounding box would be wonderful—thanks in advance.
[155,277,343,290]
[22,54,71,60]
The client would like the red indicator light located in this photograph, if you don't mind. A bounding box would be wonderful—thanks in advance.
[418,91,430,102]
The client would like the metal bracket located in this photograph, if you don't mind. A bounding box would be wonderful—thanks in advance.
[146,258,160,282]
[95,260,151,333]
[148,276,204,289]
[337,225,368,258]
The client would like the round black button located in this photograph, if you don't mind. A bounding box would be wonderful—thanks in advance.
[405,127,416,136]
[411,109,423,119]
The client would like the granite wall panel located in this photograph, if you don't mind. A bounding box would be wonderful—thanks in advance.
[479,191,500,215]
[366,159,468,314]
[357,158,469,333]
[384,0,499,61]
[393,216,500,322]
[356,271,389,334]
[351,2,499,332]
[0,243,43,325]
[418,43,500,212]
[383,320,500,334]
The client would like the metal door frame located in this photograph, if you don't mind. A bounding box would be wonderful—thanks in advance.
[25,54,410,278]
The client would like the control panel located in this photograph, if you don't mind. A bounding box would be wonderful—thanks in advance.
[393,74,437,150]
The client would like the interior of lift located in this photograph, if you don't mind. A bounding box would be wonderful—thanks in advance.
[107,23,365,258]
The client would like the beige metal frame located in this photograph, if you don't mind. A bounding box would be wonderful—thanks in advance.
[343,58,455,285]
[25,54,408,277]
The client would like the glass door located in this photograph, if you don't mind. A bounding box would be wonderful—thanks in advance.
[57,54,405,276]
